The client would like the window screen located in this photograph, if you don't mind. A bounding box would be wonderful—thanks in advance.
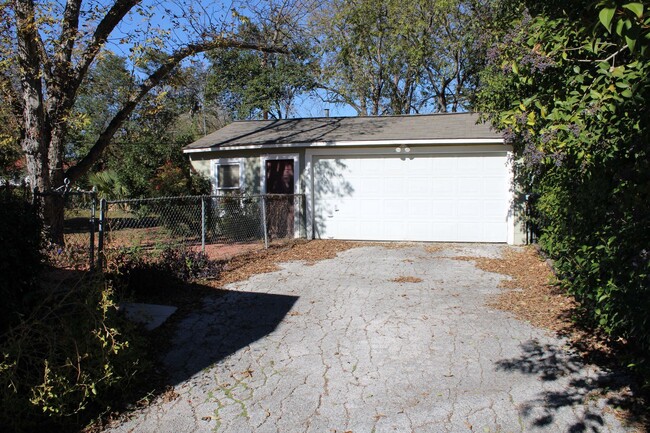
[217,164,240,189]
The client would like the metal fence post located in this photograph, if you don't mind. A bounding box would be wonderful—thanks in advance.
[201,196,206,253]
[97,198,106,270]
[89,188,97,270]
[261,195,269,249]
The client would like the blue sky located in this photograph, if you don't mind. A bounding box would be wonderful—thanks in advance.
[101,0,358,119]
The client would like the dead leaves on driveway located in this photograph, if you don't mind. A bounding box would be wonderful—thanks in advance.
[207,240,364,288]
[455,247,576,334]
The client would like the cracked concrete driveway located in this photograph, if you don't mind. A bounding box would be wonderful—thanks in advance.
[106,244,632,433]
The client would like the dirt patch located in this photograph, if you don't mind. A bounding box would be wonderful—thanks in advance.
[392,276,423,283]
[195,242,263,261]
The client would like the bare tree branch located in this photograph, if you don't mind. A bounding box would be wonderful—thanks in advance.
[57,0,82,69]
[68,0,141,110]
[66,38,288,181]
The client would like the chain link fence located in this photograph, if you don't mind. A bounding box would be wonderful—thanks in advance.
[98,194,306,264]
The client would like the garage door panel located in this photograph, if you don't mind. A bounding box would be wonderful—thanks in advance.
[483,223,509,242]
[483,156,508,173]
[432,222,459,241]
[360,198,383,215]
[363,221,384,239]
[432,178,456,196]
[457,157,482,171]
[384,199,407,218]
[482,178,507,197]
[406,221,432,239]
[458,200,482,219]
[314,153,510,242]
[484,199,508,219]
[383,158,407,174]
[383,178,407,196]
[457,223,483,242]
[384,220,406,240]
[407,178,432,197]
[432,157,456,173]
[354,178,382,196]
[432,199,456,218]
[410,158,434,175]
[458,178,483,197]
[409,200,432,220]
[334,220,358,238]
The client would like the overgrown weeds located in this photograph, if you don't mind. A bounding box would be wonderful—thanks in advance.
[0,273,149,432]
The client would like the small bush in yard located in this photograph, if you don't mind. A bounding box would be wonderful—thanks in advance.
[105,245,222,301]
[158,246,221,281]
[0,274,148,432]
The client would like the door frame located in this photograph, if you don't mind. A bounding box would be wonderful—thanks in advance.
[260,153,301,238]
[260,153,300,194]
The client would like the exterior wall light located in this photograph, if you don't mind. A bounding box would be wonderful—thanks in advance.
[395,144,411,153]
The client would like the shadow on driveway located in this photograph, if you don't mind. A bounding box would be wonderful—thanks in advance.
[162,288,298,385]
[496,339,636,433]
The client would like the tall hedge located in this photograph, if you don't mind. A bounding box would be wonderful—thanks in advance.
[477,0,650,373]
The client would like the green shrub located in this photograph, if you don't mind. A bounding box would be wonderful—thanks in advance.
[535,161,650,375]
[0,274,147,432]
[476,1,650,382]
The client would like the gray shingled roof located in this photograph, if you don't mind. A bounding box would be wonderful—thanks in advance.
[183,112,500,151]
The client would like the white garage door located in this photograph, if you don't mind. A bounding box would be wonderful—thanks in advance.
[312,153,511,242]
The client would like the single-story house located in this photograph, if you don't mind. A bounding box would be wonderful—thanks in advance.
[183,112,525,244]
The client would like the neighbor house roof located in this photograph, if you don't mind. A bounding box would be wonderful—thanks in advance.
[183,112,501,152]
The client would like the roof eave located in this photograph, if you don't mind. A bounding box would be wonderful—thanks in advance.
[182,138,505,154]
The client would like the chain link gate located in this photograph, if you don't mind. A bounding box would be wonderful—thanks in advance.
[34,179,98,270]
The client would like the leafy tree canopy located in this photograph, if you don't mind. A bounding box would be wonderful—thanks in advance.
[312,0,486,115]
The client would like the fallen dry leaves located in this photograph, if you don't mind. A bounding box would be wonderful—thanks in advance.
[457,247,648,432]
[392,276,423,283]
[457,248,620,358]
[207,240,365,288]
[424,243,452,254]
[456,247,576,334]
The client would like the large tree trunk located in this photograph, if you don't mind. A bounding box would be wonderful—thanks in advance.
[15,0,66,244]
[43,195,66,245]
[46,125,68,244]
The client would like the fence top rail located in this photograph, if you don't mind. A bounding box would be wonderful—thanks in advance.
[36,189,96,197]
[106,193,306,205]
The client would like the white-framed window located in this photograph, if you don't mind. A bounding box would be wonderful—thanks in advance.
[213,158,244,193]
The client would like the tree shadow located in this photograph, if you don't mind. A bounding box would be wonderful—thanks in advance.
[199,117,385,148]
[312,158,355,239]
[495,339,644,432]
